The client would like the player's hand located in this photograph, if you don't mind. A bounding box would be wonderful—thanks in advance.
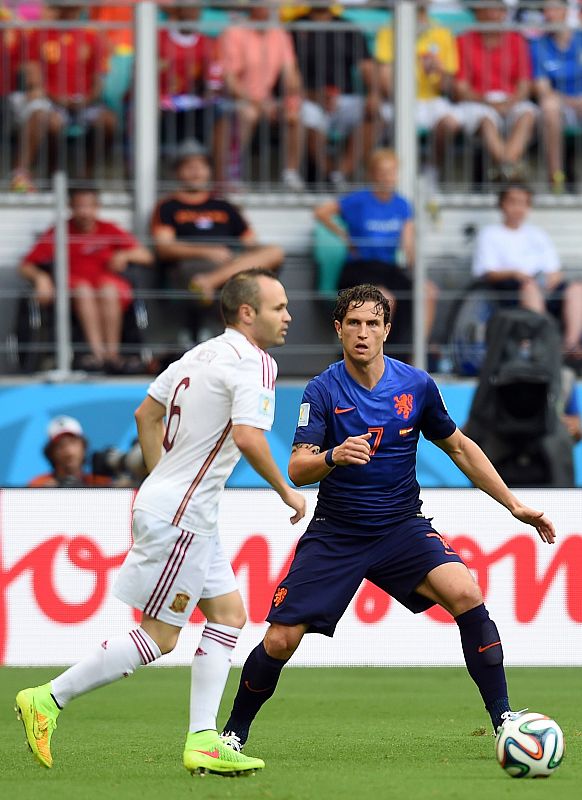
[281,486,306,525]
[511,504,556,544]
[331,433,372,466]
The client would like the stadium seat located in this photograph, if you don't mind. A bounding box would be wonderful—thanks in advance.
[314,218,348,296]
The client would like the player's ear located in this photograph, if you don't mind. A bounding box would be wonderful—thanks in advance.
[334,319,342,339]
[384,323,391,341]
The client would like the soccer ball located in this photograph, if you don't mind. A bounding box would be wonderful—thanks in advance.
[495,712,565,778]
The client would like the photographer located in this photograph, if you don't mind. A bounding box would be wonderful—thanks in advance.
[28,416,113,488]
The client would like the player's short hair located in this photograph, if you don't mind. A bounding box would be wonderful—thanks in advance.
[498,182,533,207]
[333,284,391,326]
[220,268,280,325]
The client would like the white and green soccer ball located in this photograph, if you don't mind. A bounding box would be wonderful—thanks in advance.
[495,712,565,778]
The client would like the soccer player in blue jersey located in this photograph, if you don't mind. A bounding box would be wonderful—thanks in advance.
[222,284,556,750]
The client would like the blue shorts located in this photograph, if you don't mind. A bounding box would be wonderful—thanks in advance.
[266,515,465,637]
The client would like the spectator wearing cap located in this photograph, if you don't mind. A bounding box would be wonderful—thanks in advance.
[151,148,284,332]
[19,185,153,373]
[27,416,112,487]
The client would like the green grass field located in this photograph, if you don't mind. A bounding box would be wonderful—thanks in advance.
[1,667,579,800]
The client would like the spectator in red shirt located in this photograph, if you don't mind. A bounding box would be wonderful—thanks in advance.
[11,4,117,191]
[20,186,153,372]
[455,1,537,180]
[158,4,228,184]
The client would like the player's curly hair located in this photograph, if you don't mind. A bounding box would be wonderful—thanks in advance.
[333,284,391,326]
[220,268,280,324]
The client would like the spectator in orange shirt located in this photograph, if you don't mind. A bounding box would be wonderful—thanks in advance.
[28,416,112,488]
[219,2,304,190]
[20,186,153,372]
[12,4,117,191]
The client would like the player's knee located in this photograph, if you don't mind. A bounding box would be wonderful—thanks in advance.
[213,609,246,629]
[264,625,301,659]
[450,584,484,616]
[152,629,180,655]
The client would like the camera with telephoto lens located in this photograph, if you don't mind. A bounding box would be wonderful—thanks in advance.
[91,441,146,485]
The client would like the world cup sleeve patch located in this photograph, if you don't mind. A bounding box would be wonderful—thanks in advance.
[298,402,310,427]
[259,393,273,417]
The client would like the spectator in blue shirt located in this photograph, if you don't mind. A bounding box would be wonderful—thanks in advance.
[314,148,439,353]
[530,0,582,191]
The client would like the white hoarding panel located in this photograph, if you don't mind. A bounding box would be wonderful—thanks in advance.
[1,489,580,666]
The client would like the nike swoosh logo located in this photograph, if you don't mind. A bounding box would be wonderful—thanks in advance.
[192,748,220,758]
[244,680,273,693]
[478,641,501,653]
[334,406,356,415]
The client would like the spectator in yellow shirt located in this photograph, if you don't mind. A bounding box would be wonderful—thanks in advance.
[374,2,462,189]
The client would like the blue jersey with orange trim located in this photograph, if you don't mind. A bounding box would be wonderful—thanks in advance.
[293,357,456,531]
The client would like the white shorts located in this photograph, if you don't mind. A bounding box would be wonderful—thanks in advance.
[8,92,52,126]
[458,100,538,136]
[302,94,364,136]
[113,509,238,627]
[381,97,463,130]
[8,93,105,129]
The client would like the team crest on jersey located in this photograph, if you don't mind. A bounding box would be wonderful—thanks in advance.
[297,402,310,427]
[169,592,191,613]
[394,393,414,420]
[273,587,288,607]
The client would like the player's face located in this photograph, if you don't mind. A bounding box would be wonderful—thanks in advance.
[50,434,85,477]
[70,193,99,231]
[177,156,211,191]
[251,277,292,349]
[335,302,390,364]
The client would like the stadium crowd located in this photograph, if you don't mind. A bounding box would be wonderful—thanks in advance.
[1,1,582,191]
[2,1,582,377]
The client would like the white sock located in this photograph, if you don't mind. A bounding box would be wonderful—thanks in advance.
[51,628,162,707]
[189,623,241,733]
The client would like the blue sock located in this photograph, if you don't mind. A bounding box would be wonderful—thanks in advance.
[455,604,510,730]
[222,642,288,745]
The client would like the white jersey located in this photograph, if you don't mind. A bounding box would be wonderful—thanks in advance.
[133,327,277,535]
[472,223,560,279]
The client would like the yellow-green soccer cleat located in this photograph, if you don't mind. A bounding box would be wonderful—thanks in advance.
[15,683,60,768]
[183,729,265,777]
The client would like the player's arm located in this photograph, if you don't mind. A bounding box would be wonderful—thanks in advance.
[232,424,306,524]
[288,433,372,486]
[134,395,166,473]
[434,427,556,544]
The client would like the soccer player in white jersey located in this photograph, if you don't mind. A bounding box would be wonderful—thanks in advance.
[15,268,306,777]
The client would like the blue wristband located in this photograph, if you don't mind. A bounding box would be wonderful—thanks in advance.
[324,448,335,468]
